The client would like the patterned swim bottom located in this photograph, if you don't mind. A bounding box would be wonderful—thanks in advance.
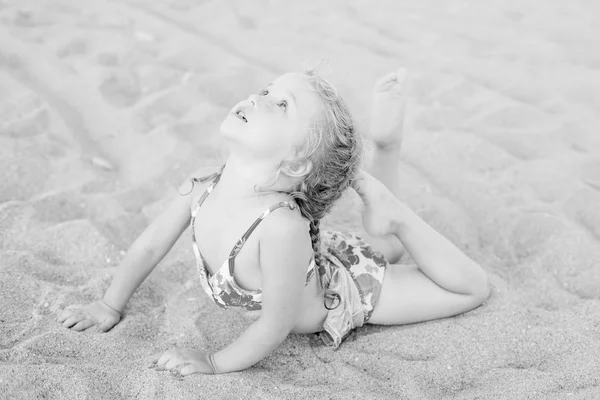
[318,230,388,348]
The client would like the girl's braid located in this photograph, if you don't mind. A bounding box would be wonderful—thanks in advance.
[287,68,362,304]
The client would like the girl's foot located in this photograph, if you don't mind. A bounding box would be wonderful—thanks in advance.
[353,169,404,237]
[367,68,408,150]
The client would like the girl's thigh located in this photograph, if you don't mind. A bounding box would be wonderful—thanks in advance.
[368,263,485,326]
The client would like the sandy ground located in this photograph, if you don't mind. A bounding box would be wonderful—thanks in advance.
[1,0,600,398]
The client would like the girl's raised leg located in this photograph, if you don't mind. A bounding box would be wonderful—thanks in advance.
[352,68,409,264]
[353,69,489,326]
[365,68,408,194]
[354,170,489,326]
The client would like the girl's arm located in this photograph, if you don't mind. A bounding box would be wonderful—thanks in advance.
[212,211,311,373]
[58,168,214,331]
[156,209,311,374]
[101,185,192,312]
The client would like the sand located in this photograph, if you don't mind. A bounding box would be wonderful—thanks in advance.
[1,0,600,398]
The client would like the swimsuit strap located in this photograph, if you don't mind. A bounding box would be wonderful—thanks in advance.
[191,165,299,278]
[193,165,225,209]
[227,200,298,276]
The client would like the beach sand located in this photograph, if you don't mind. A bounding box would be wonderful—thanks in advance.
[1,0,600,398]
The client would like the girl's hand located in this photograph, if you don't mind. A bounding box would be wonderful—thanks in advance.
[57,300,121,332]
[152,348,216,376]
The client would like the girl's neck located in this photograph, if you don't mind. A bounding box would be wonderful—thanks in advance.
[217,154,288,199]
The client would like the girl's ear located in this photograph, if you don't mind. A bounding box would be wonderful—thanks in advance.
[282,160,313,178]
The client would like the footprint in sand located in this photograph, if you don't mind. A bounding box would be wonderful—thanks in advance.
[1,105,49,139]
[229,0,271,29]
[98,69,142,108]
[581,157,600,191]
[30,192,86,225]
[0,91,49,138]
[96,52,121,67]
[564,188,600,241]
[0,152,52,202]
[55,38,89,59]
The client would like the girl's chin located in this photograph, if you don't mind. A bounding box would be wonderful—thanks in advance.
[219,117,245,137]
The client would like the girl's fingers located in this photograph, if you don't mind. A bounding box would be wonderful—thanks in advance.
[148,352,206,376]
[57,305,84,322]
[180,363,199,376]
[164,357,181,370]
[156,351,172,368]
[98,316,119,332]
[62,315,82,328]
[169,363,190,379]
[57,310,71,323]
[58,308,78,322]
[149,352,162,366]
[72,319,95,332]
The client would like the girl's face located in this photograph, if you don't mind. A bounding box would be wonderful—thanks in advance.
[220,73,322,162]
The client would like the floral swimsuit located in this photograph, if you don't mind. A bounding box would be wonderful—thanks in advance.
[190,168,388,347]
[190,169,315,311]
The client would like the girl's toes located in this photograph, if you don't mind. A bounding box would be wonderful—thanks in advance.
[368,68,409,147]
[389,68,408,95]
[374,68,408,94]
[374,71,398,91]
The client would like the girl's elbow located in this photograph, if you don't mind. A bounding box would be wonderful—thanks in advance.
[259,315,295,341]
[272,321,295,340]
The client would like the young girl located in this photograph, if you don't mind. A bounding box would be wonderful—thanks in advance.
[58,67,490,376]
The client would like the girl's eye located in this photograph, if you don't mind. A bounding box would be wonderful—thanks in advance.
[259,88,269,95]
[278,101,288,111]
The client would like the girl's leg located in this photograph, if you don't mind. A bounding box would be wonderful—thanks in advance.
[355,171,490,326]
[365,67,408,194]
[353,69,490,326]
[353,68,409,264]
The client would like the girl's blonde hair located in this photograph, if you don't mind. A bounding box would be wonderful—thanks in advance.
[283,65,362,292]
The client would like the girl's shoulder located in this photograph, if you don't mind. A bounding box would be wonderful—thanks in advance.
[177,165,223,202]
[256,200,313,269]
[257,199,311,244]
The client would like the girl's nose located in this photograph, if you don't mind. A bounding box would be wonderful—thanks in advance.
[248,94,258,107]
[248,94,274,109]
